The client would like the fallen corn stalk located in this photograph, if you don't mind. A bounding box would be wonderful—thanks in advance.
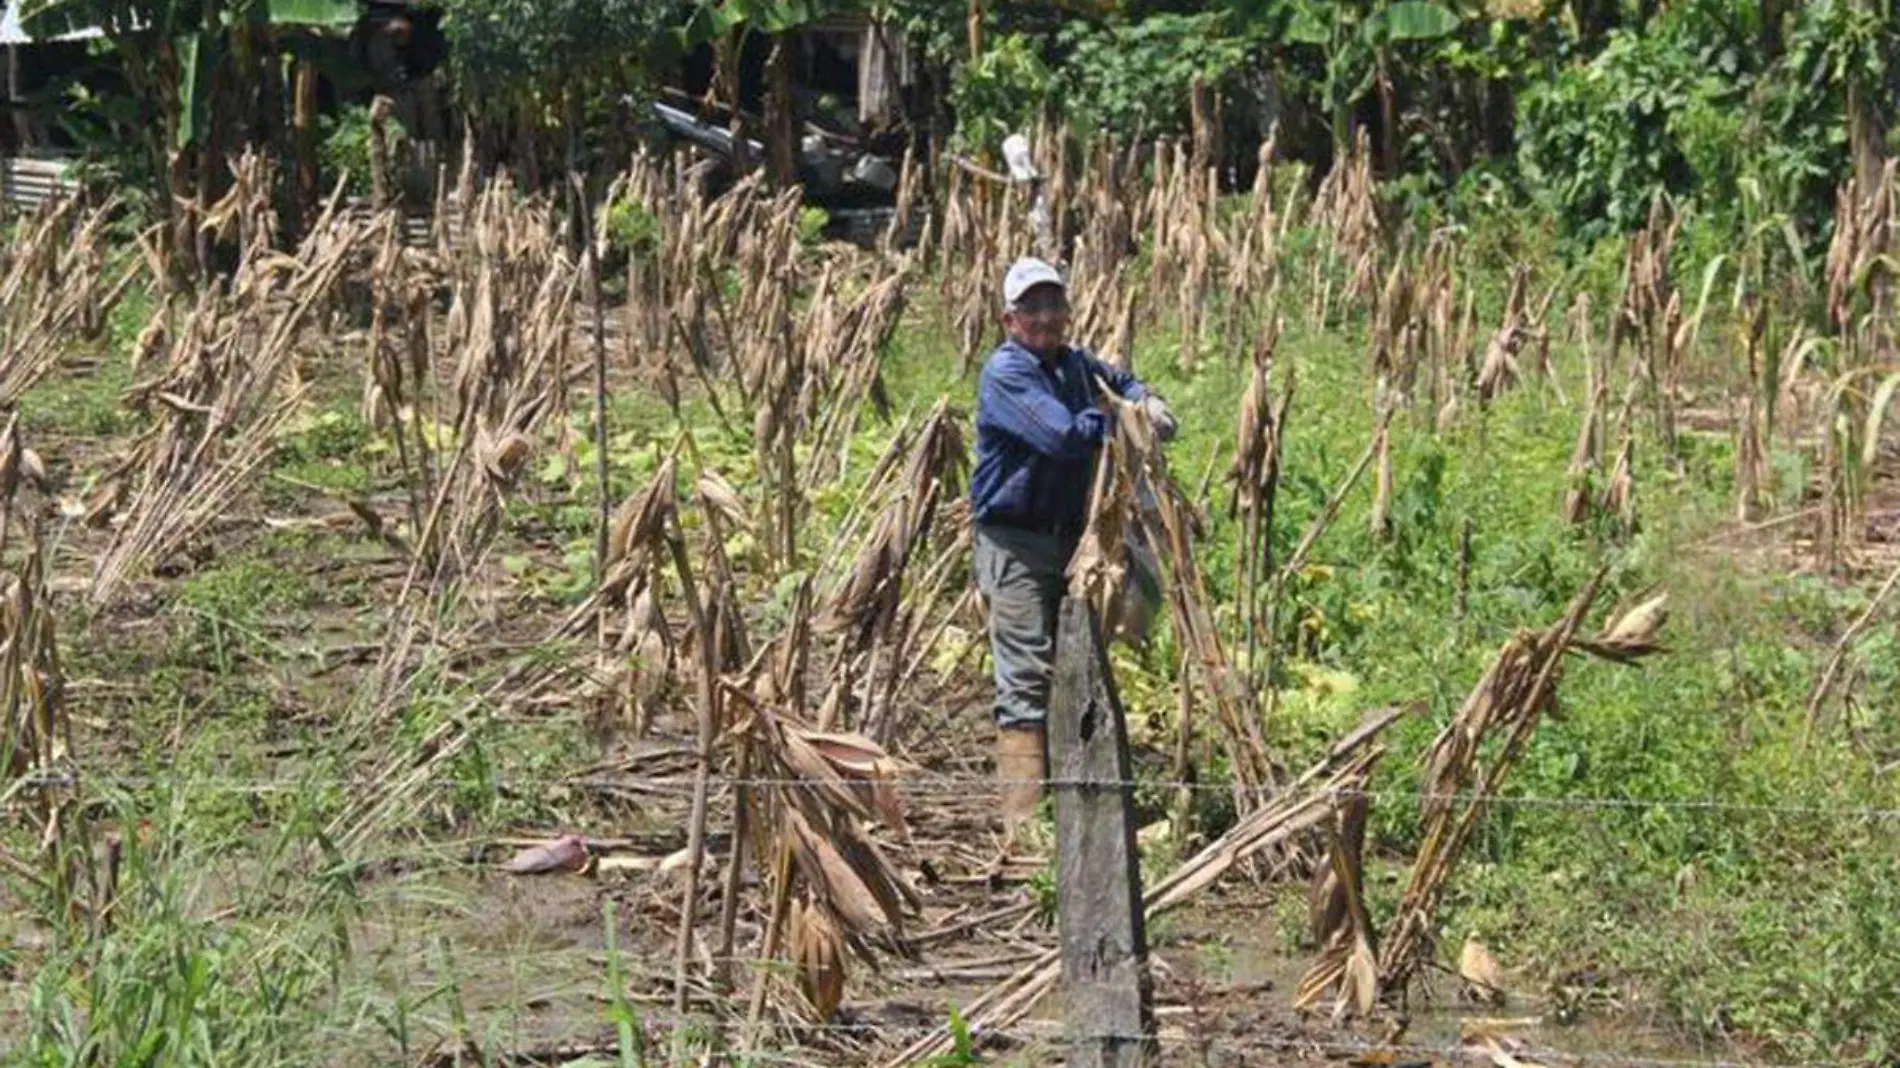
[1373,568,1662,1001]
[883,704,1410,1067]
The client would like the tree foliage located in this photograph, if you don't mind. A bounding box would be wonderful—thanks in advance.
[444,0,670,105]
[1057,12,1248,140]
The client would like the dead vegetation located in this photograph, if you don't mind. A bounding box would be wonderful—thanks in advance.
[0,196,136,410]
[8,120,1895,1068]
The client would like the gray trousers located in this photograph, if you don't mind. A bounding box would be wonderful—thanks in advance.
[973,523,1071,730]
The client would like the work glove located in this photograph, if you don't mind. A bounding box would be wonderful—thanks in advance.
[1142,394,1179,442]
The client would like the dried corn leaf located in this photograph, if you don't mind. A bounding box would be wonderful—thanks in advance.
[779,726,877,822]
[696,469,750,530]
[784,807,888,936]
[1460,934,1505,1006]
[483,431,533,483]
[608,456,679,564]
[1346,936,1379,1018]
[790,899,847,1021]
[1603,592,1667,645]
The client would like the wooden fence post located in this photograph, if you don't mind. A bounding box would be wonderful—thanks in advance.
[1048,595,1157,1068]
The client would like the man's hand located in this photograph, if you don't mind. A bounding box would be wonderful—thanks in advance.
[1142,395,1179,442]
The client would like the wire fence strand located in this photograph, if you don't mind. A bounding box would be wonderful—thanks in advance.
[304,1003,1861,1068]
[19,770,1900,821]
[4,773,1878,1067]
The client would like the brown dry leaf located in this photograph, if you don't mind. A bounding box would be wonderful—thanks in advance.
[785,808,887,935]
[790,899,847,1021]
[1341,936,1378,1020]
[829,820,919,922]
[1603,592,1668,645]
[779,729,875,821]
[608,456,678,563]
[1576,589,1670,663]
[801,730,915,837]
[1293,952,1344,1013]
[800,730,901,773]
[868,778,910,843]
[132,317,168,372]
[1435,390,1461,433]
[19,448,46,489]
[484,431,533,482]
[696,470,750,530]
[501,834,589,875]
[1460,934,1506,1006]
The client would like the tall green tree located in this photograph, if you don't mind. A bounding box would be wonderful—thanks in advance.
[443,0,669,190]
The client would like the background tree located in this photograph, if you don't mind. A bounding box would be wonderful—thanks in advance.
[25,0,360,275]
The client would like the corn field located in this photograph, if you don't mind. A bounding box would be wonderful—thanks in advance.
[1,127,1898,1067]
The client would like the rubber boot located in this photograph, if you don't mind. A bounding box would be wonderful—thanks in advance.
[995,723,1047,846]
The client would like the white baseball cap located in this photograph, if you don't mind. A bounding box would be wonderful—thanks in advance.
[1002,257,1065,310]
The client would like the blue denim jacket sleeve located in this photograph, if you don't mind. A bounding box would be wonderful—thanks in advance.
[978,347,1111,459]
[970,342,1155,528]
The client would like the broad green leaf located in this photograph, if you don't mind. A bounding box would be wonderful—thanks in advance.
[265,0,359,27]
[1863,372,1900,470]
[1783,334,1828,394]
[175,31,202,149]
[1285,8,1331,45]
[1686,253,1726,352]
[1383,0,1459,41]
[16,0,113,39]
[1782,219,1813,288]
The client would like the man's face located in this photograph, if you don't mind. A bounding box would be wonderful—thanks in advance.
[1004,283,1069,355]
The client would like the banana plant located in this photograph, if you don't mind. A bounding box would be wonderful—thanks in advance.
[23,0,358,277]
[1257,0,1460,155]
[24,0,357,150]
[679,0,863,183]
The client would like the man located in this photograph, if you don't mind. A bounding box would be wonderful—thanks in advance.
[969,256,1176,841]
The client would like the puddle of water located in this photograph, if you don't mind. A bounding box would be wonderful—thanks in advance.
[335,864,629,1061]
[1213,935,1733,1064]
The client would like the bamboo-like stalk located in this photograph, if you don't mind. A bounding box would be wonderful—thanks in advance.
[577,175,613,587]
[666,518,719,1017]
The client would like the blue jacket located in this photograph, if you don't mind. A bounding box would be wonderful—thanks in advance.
[969,338,1148,535]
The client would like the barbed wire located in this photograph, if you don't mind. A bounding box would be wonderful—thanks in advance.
[19,770,1900,821]
[3,780,1873,1067]
[1177,1030,1846,1068]
[302,1002,1860,1068]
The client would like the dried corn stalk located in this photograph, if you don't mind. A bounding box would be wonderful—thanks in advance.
[1294,786,1379,1021]
[1083,386,1281,801]
[1562,378,1607,526]
[1228,326,1293,692]
[0,444,100,924]
[1600,393,1639,536]
[1825,159,1896,343]
[1309,129,1382,323]
[0,196,137,408]
[735,701,919,1028]
[91,192,361,609]
[886,711,1405,1068]
[1377,571,1660,1000]
[817,401,967,739]
[1735,302,1772,521]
